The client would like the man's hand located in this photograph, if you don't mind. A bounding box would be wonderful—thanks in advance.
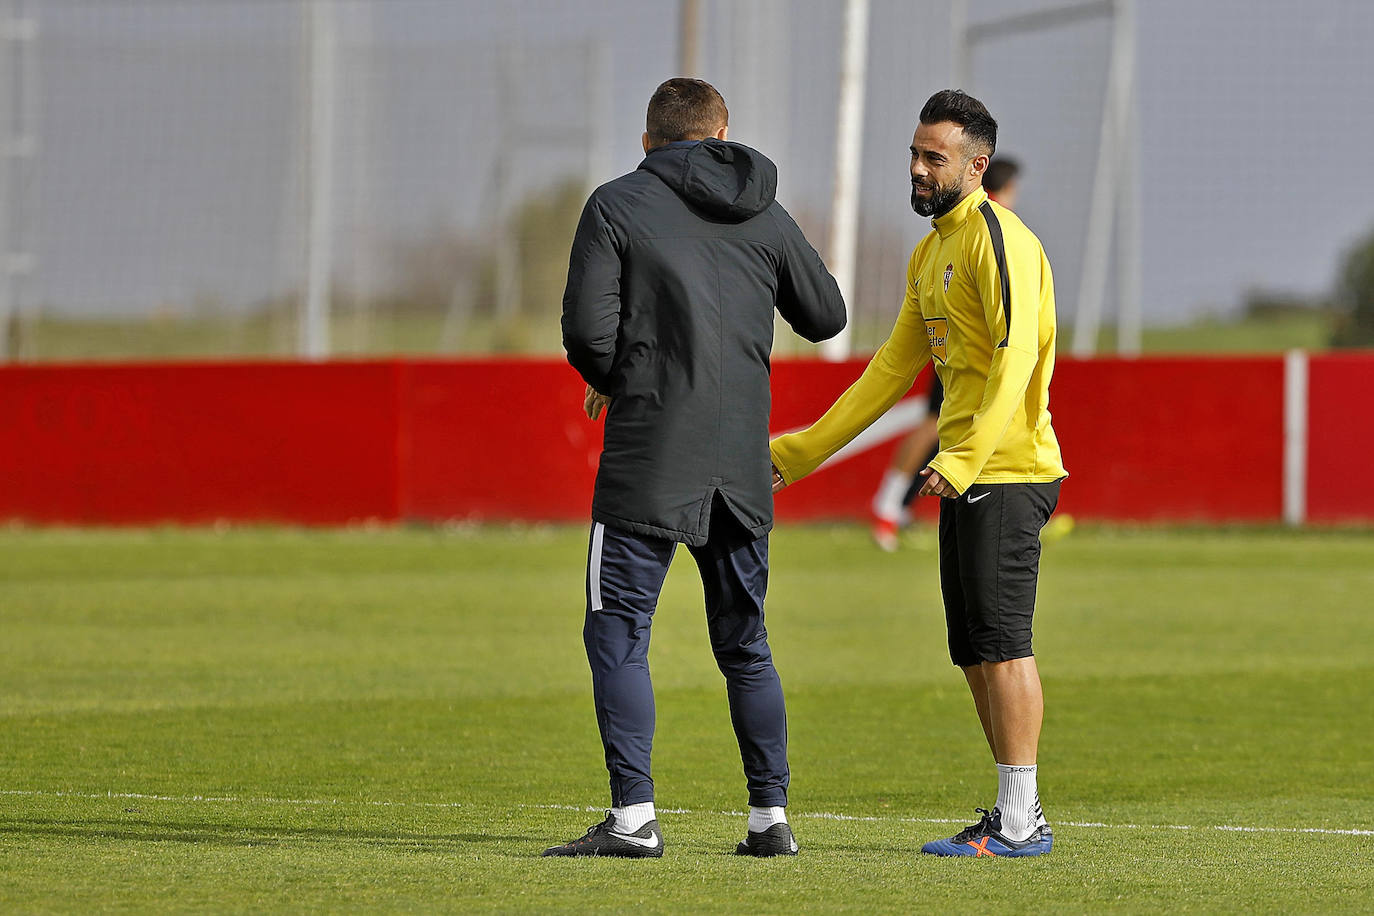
[917,466,959,499]
[583,385,611,420]
[771,464,787,494]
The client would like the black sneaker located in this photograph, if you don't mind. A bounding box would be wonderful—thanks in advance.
[541,812,664,858]
[735,822,799,857]
[921,807,1052,857]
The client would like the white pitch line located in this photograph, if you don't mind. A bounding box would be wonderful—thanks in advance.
[3,790,1371,838]
[528,804,1374,837]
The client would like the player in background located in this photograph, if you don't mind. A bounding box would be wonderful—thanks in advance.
[982,157,1021,210]
[870,157,1021,551]
[548,78,846,859]
[770,91,1066,857]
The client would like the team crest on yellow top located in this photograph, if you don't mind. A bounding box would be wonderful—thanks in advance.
[943,262,954,292]
[925,317,949,364]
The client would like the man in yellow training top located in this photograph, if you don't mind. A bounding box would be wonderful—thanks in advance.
[770,89,1067,857]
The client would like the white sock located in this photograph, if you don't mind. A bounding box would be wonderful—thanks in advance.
[995,763,1040,841]
[748,806,787,833]
[872,470,913,522]
[610,802,655,833]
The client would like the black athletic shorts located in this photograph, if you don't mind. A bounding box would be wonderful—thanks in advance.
[927,374,944,415]
[938,480,1062,667]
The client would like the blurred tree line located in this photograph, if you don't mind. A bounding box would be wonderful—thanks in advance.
[13,180,1374,360]
[385,178,586,353]
[1332,223,1374,347]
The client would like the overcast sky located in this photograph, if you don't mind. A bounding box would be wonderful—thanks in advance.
[31,0,1374,339]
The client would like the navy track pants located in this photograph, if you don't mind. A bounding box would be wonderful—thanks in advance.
[582,508,788,808]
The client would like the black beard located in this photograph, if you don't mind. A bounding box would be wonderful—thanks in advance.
[911,181,962,218]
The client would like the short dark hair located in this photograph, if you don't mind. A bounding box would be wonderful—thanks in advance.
[984,157,1020,194]
[919,89,997,158]
[646,78,729,148]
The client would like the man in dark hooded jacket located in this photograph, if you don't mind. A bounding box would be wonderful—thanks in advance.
[544,78,845,860]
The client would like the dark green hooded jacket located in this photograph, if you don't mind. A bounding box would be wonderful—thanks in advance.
[562,139,846,545]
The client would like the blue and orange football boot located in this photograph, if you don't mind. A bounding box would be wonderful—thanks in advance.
[921,808,1053,857]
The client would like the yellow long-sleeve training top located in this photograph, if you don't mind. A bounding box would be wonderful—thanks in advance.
[770,185,1066,495]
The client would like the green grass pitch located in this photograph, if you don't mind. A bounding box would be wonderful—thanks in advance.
[1,523,1371,912]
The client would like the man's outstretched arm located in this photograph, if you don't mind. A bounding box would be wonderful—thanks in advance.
[770,261,931,487]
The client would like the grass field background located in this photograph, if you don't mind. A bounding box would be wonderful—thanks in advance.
[9,305,1338,362]
[1,523,1371,912]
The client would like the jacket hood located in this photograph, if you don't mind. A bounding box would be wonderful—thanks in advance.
[638,139,777,222]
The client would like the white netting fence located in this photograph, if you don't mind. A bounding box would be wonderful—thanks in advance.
[6,0,1374,360]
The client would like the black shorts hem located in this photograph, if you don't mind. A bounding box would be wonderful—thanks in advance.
[951,648,1037,668]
